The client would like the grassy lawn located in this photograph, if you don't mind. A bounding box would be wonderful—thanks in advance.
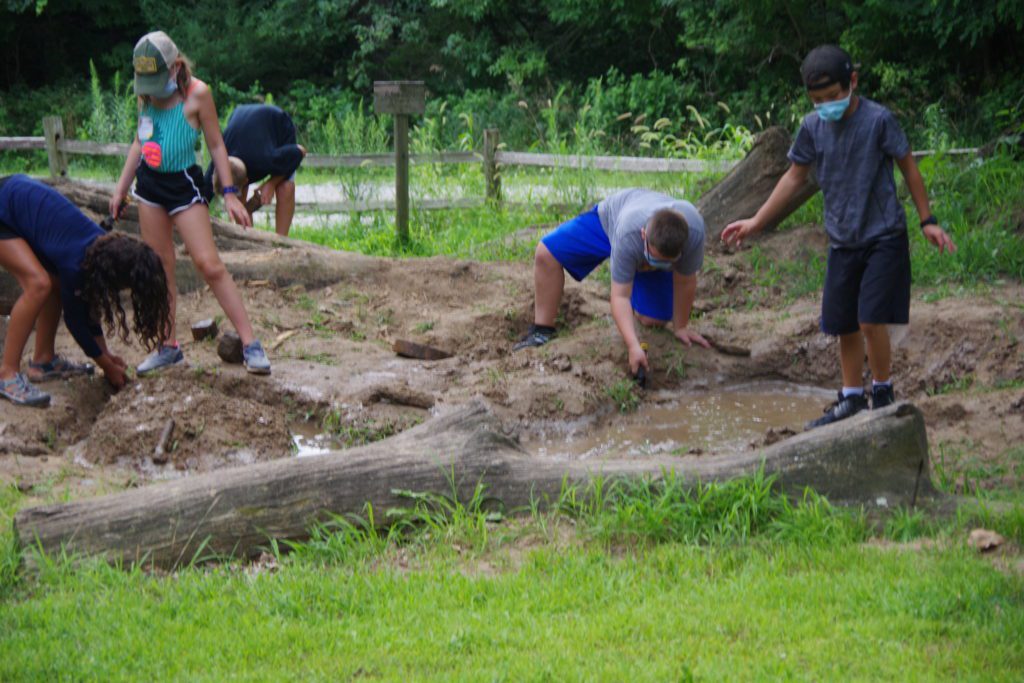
[2,477,1023,681]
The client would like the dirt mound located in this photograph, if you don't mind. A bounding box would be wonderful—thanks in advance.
[83,370,292,472]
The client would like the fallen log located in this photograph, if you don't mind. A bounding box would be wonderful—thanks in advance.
[14,400,935,569]
[696,126,820,243]
[42,179,312,252]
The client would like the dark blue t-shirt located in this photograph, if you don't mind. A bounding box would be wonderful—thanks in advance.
[788,97,911,248]
[204,104,303,188]
[0,175,104,358]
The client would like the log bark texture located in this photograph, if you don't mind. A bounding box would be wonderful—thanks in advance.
[14,401,935,569]
[696,126,820,243]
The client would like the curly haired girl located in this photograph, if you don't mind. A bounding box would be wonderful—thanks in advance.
[0,175,171,407]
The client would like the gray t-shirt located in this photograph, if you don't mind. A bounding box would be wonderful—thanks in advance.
[788,97,911,248]
[597,189,705,284]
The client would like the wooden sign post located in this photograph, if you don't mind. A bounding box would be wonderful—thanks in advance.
[373,81,426,243]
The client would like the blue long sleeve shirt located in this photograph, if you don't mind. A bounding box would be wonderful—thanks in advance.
[0,175,104,358]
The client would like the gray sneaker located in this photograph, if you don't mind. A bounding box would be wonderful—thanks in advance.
[137,345,185,376]
[243,340,271,375]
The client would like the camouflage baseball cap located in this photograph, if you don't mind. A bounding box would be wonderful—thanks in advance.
[133,31,179,96]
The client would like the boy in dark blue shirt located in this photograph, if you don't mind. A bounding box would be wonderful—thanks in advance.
[204,104,306,235]
[722,45,956,429]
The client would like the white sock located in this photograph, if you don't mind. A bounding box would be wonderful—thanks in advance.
[872,379,892,389]
[841,386,864,397]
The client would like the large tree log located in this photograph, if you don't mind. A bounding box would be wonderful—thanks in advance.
[696,126,820,242]
[43,179,312,252]
[14,401,935,569]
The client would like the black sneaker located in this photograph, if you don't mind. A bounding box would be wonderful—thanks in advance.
[872,384,895,409]
[512,325,555,351]
[805,391,869,430]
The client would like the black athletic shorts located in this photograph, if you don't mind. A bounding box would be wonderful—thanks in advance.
[820,232,911,336]
[133,162,213,215]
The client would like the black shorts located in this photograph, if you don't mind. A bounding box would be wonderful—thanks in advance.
[133,162,213,216]
[821,232,911,336]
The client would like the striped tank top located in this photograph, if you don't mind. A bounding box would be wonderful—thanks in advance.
[138,84,200,173]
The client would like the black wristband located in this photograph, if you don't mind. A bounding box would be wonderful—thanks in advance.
[920,215,938,228]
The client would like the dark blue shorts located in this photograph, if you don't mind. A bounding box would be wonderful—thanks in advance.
[821,232,911,335]
[541,206,674,321]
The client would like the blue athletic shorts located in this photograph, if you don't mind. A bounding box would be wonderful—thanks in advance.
[540,206,674,321]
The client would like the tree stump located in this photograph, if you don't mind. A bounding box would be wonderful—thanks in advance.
[696,126,820,243]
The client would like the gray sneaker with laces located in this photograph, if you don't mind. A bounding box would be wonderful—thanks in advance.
[137,345,185,376]
[243,340,271,375]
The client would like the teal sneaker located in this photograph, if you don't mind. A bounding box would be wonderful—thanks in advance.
[243,340,271,375]
[137,345,185,376]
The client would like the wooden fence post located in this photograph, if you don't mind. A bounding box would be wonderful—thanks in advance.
[374,81,426,244]
[42,116,69,179]
[483,128,501,202]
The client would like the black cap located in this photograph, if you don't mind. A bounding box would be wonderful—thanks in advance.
[800,45,854,90]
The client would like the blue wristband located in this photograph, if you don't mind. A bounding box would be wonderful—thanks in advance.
[222,185,239,196]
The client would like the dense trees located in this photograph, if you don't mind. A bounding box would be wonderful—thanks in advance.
[2,1,1021,144]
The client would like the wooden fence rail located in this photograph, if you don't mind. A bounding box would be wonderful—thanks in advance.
[0,116,984,220]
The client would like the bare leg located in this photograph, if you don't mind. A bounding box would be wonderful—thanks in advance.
[275,179,296,236]
[0,239,52,380]
[533,242,565,327]
[31,273,61,365]
[838,331,865,388]
[173,203,256,345]
[860,323,891,382]
[138,203,178,345]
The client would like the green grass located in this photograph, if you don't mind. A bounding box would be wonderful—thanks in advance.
[2,473,1023,680]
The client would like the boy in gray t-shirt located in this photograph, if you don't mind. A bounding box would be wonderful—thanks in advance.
[514,188,709,377]
[723,45,956,429]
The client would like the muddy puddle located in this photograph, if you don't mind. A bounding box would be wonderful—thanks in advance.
[526,381,834,459]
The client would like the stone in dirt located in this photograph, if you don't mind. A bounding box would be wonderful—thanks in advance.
[968,528,1005,553]
[191,318,219,342]
[393,338,453,361]
[217,331,244,364]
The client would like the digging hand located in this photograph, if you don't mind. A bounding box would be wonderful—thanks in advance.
[628,343,649,375]
[97,353,127,390]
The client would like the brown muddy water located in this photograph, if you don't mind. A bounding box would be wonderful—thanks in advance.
[525,381,835,459]
[288,381,834,460]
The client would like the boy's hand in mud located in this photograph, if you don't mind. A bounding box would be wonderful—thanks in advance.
[721,218,761,247]
[628,343,649,375]
[674,327,711,349]
[923,224,957,254]
[225,193,252,228]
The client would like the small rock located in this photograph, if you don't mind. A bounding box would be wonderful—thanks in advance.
[191,318,219,342]
[551,354,572,372]
[968,528,1005,553]
[217,331,244,364]
[763,426,796,446]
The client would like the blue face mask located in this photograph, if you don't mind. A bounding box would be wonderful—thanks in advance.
[159,70,179,97]
[642,231,676,270]
[814,92,851,122]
